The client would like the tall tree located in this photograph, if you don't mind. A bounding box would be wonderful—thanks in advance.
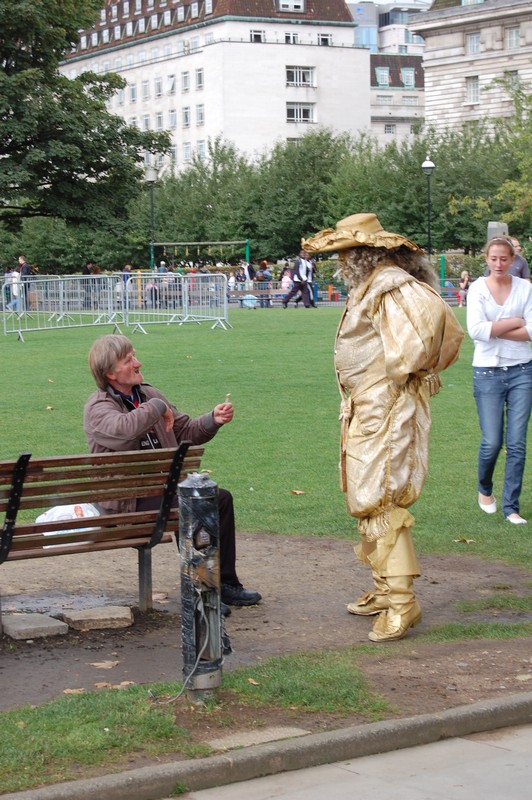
[0,0,168,228]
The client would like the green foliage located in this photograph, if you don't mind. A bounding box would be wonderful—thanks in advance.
[0,0,169,229]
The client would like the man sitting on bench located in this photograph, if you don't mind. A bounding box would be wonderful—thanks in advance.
[84,334,262,612]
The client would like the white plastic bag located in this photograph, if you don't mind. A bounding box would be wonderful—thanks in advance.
[36,503,101,548]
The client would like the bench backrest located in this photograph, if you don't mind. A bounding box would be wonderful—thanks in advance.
[0,446,204,561]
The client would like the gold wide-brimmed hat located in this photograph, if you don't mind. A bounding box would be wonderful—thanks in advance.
[302,213,421,254]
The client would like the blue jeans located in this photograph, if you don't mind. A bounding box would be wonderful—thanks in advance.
[473,362,532,516]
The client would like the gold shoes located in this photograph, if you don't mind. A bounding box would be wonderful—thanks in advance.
[368,600,422,642]
[347,591,390,616]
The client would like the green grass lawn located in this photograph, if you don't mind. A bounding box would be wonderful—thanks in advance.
[1,306,531,566]
[1,306,532,793]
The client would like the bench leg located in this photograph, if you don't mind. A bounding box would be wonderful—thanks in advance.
[138,548,153,613]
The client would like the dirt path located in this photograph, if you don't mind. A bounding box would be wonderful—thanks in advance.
[1,533,532,718]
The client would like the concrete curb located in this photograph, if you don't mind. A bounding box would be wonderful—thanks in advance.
[4,691,532,800]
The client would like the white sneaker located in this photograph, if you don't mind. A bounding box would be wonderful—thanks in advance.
[506,514,527,525]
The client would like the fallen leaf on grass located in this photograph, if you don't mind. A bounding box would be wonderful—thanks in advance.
[15,721,27,729]
[95,680,135,690]
[64,688,85,695]
[46,406,54,411]
[48,379,54,383]
[453,537,476,544]
[89,660,120,669]
[291,489,305,495]
[247,678,260,686]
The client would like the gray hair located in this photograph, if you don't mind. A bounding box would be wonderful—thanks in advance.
[89,334,134,391]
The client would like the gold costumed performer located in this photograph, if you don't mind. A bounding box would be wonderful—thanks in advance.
[303,214,464,642]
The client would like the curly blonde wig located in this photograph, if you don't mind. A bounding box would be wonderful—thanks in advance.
[338,246,440,291]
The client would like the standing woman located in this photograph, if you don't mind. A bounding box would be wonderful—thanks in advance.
[467,237,532,524]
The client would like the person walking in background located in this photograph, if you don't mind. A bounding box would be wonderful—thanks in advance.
[282,249,312,308]
[18,255,32,309]
[303,213,463,642]
[467,236,532,525]
[458,270,471,307]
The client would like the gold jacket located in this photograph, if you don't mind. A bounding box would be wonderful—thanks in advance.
[335,263,464,540]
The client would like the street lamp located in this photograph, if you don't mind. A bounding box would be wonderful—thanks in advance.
[421,156,435,258]
[145,164,158,270]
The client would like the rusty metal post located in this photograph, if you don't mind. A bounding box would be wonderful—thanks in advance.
[178,473,224,703]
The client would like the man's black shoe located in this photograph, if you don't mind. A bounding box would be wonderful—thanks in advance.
[221,584,262,606]
[221,601,231,617]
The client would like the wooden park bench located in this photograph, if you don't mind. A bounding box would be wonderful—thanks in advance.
[227,287,286,307]
[0,443,204,629]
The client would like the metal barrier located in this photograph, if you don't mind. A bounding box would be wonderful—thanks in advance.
[1,273,230,339]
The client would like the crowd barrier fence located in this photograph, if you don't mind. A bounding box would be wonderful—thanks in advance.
[1,273,231,340]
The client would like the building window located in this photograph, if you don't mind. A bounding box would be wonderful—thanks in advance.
[376,95,393,105]
[286,102,314,123]
[126,54,134,67]
[205,0,213,13]
[465,75,479,103]
[403,95,419,106]
[103,60,110,73]
[114,56,122,69]
[197,140,206,160]
[135,0,142,12]
[141,80,150,100]
[205,32,214,44]
[111,4,118,21]
[90,32,98,47]
[142,114,150,131]
[125,21,133,36]
[117,88,125,106]
[191,2,199,17]
[147,0,154,8]
[398,45,407,54]
[154,77,163,97]
[196,104,205,125]
[102,28,110,43]
[150,14,158,30]
[384,123,396,134]
[139,51,146,63]
[286,66,314,87]
[168,109,177,128]
[177,6,185,22]
[155,112,163,131]
[279,0,305,10]
[129,116,138,127]
[466,32,480,55]
[318,34,332,46]
[285,32,299,44]
[129,83,137,103]
[163,10,171,25]
[506,27,520,50]
[401,68,415,87]
[250,30,265,43]
[177,41,185,55]
[376,67,390,86]
[181,71,190,92]
[169,145,177,165]
[183,142,192,163]
[182,107,190,127]
[167,74,176,94]
[123,1,130,15]
[504,69,519,88]
[114,25,121,40]
[137,18,146,33]
[99,9,106,24]
[80,35,87,49]
[194,69,204,91]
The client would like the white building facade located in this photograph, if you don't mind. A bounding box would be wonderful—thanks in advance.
[409,0,532,131]
[63,0,370,171]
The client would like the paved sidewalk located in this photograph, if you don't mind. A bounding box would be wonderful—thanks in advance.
[182,722,532,800]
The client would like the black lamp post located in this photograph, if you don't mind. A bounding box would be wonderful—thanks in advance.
[421,156,435,257]
[145,164,158,270]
